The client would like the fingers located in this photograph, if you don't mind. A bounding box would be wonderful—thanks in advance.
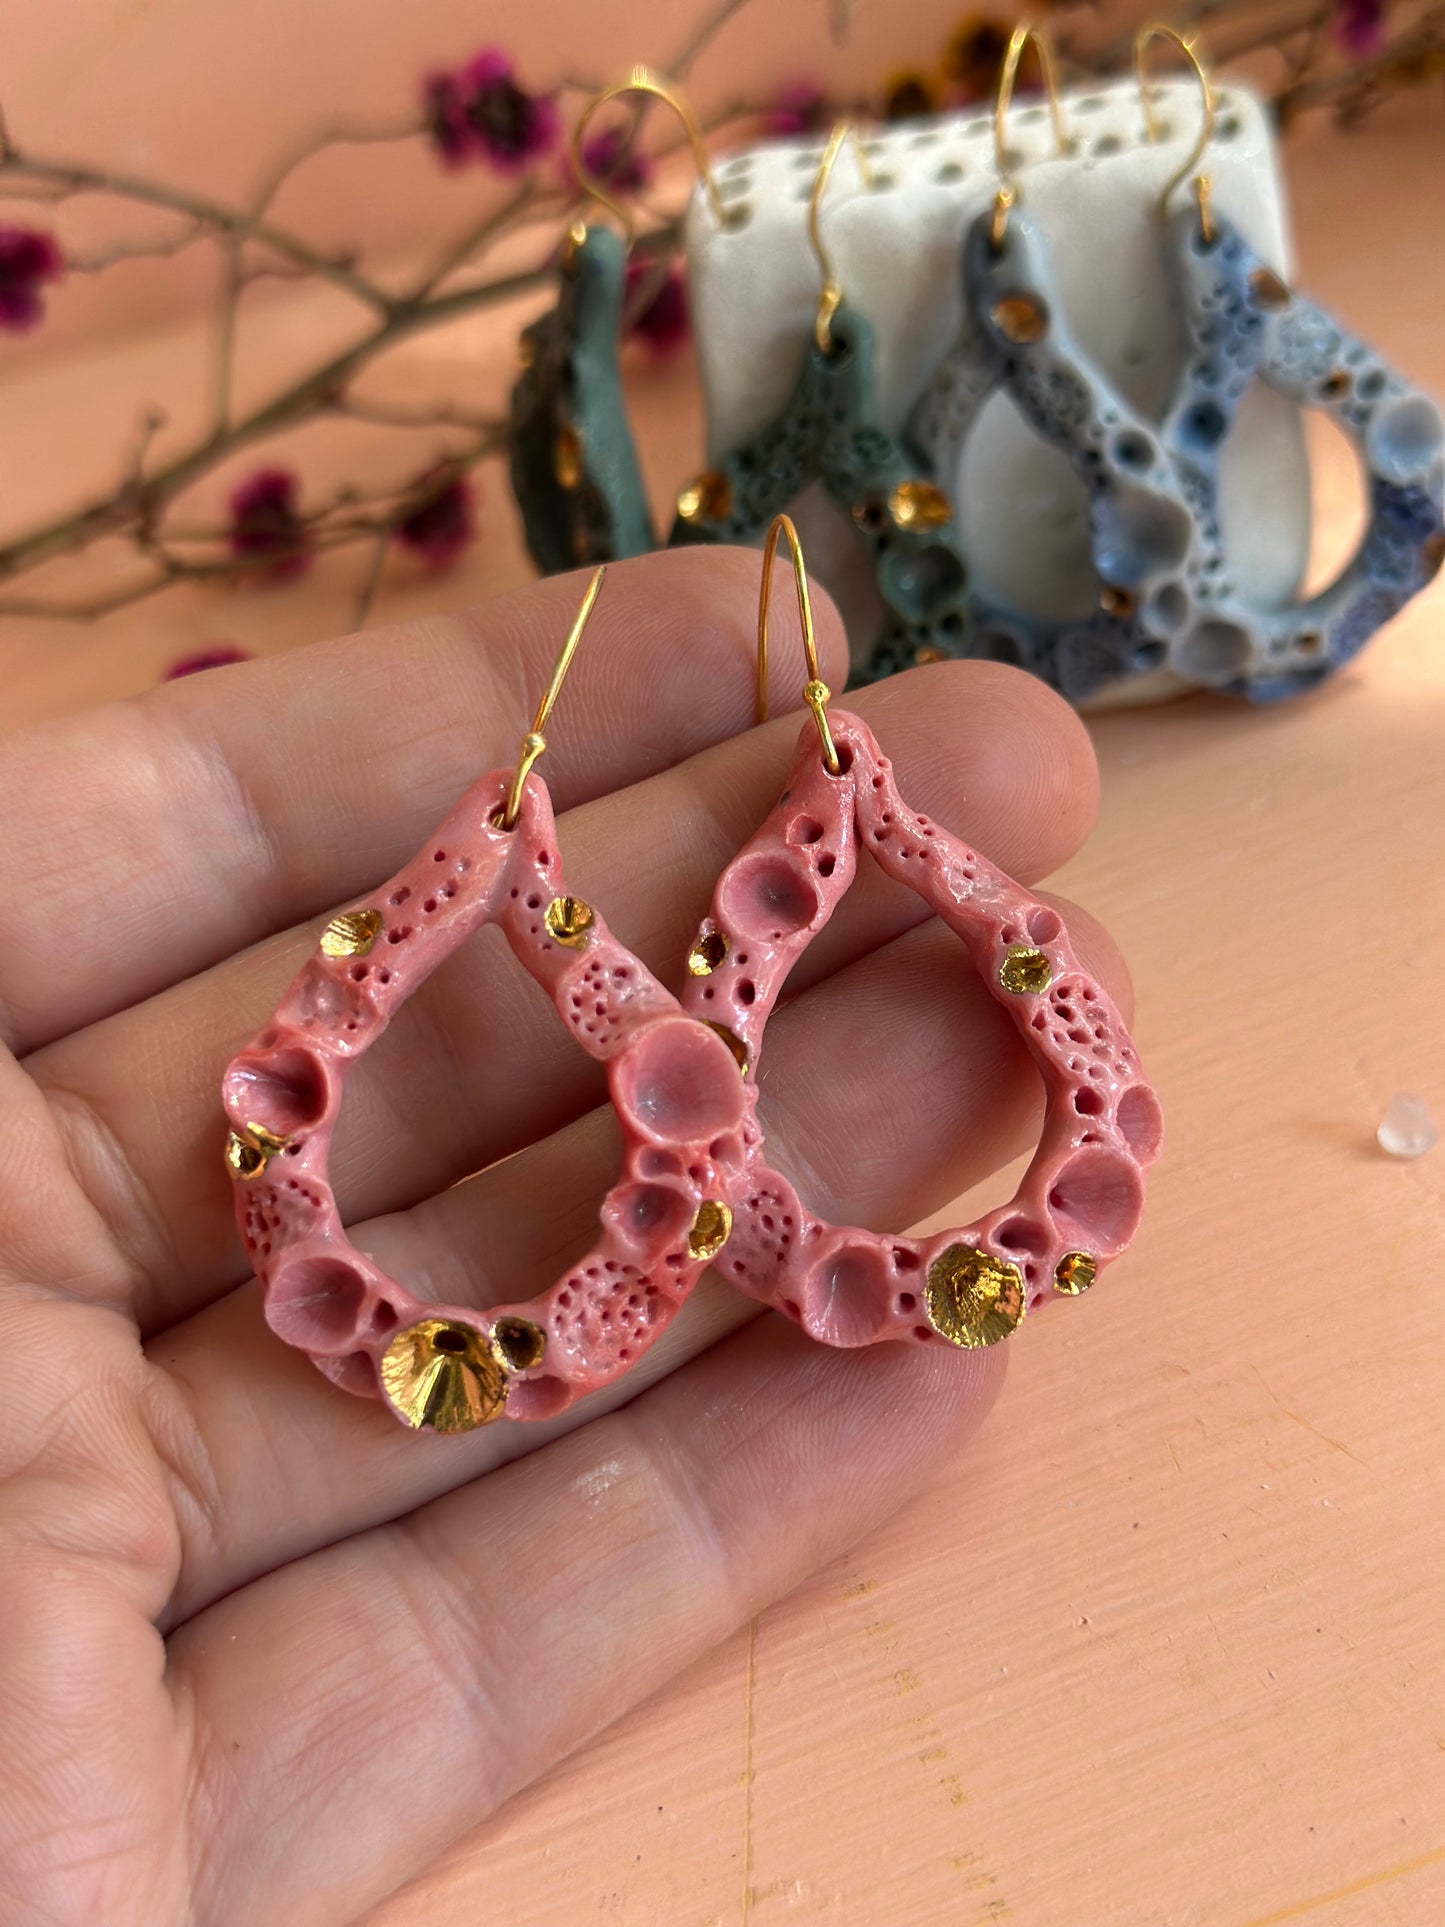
[0,550,846,1055]
[152,899,1131,1624]
[31,662,1098,1332]
[173,1313,1008,1923]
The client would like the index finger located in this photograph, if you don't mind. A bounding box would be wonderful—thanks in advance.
[0,548,845,1055]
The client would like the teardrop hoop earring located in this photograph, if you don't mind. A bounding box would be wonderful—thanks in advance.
[680,515,1161,1350]
[508,67,726,574]
[223,567,753,1434]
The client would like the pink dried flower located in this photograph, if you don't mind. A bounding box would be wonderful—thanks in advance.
[625,259,689,356]
[576,126,654,197]
[1334,0,1387,58]
[767,81,829,138]
[228,467,310,581]
[395,472,476,569]
[0,226,64,333]
[424,49,558,172]
[163,644,252,679]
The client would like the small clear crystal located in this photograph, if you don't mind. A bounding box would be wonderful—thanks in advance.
[1377,1092,1439,1159]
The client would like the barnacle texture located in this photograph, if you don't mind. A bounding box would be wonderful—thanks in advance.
[680,712,1160,1350]
[222,769,728,1426]
[902,205,1445,702]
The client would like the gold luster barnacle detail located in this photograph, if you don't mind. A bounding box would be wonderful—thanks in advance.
[1054,1250,1097,1296]
[544,895,594,946]
[379,1318,509,1432]
[676,470,733,524]
[702,1020,749,1075]
[554,422,583,490]
[991,292,1047,344]
[320,907,383,958]
[924,1244,1025,1348]
[1248,266,1291,310]
[687,1199,733,1261]
[489,1315,547,1373]
[687,928,728,976]
[999,944,1053,995]
[887,480,953,532]
[1099,583,1136,620]
[225,1120,291,1181]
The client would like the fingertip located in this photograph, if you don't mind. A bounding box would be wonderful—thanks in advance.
[854,659,1100,883]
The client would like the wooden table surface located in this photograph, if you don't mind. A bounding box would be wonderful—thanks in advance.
[4,106,1443,1927]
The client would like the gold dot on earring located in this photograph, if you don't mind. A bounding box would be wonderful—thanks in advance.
[702,1020,749,1075]
[553,423,583,490]
[924,1245,1025,1347]
[1248,266,1291,310]
[544,895,594,946]
[490,1316,547,1372]
[991,293,1048,344]
[687,1199,733,1261]
[1054,1251,1097,1296]
[888,480,954,531]
[676,471,732,524]
[380,1318,508,1432]
[1099,584,1136,620]
[320,908,383,958]
[999,944,1053,995]
[688,928,728,976]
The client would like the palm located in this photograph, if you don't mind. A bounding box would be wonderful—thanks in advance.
[0,550,1118,1924]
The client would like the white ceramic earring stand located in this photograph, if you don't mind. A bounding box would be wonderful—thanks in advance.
[683,78,1306,704]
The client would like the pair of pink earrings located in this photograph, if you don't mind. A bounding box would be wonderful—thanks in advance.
[222,521,1161,1433]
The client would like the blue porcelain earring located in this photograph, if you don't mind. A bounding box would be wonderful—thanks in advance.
[904,26,1444,703]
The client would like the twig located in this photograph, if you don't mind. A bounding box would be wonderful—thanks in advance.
[0,149,394,314]
[66,219,212,274]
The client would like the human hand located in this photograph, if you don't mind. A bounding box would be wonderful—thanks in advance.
[0,549,1123,1924]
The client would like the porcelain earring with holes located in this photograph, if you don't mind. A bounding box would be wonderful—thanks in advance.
[671,122,972,672]
[509,216,654,574]
[910,25,1444,703]
[679,516,1160,1352]
[508,67,732,574]
[222,568,750,1434]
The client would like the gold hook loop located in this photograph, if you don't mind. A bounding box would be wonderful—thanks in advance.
[808,121,876,354]
[1135,22,1216,243]
[991,25,1069,249]
[500,565,607,830]
[757,514,840,776]
[569,65,725,245]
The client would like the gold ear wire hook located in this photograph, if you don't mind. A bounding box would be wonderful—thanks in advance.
[808,121,876,354]
[500,565,607,830]
[990,24,1069,250]
[569,64,726,246]
[1135,23,1216,245]
[757,514,840,775]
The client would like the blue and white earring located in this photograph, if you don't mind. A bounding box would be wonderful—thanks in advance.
[910,26,1444,703]
[895,28,1171,701]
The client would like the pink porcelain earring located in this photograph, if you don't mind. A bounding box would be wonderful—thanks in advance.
[678,516,1161,1351]
[222,567,752,1434]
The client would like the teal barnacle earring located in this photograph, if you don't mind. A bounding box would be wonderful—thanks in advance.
[669,123,971,667]
[508,68,729,573]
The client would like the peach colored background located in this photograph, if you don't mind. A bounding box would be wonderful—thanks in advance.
[4,6,1445,1925]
